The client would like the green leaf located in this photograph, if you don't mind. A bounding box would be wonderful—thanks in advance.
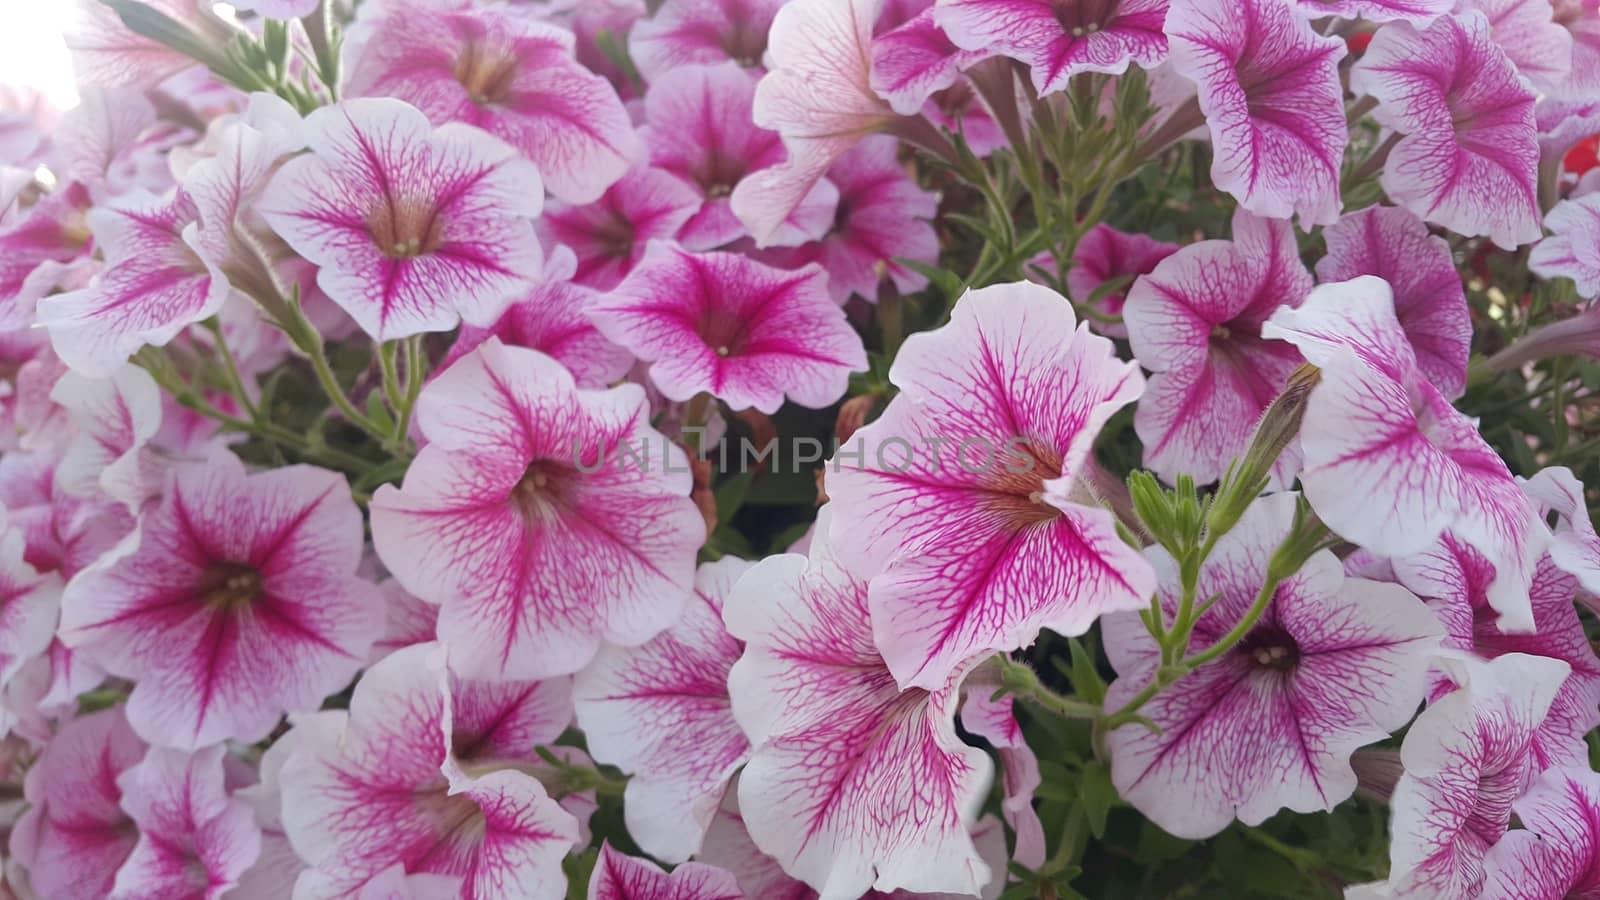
[896,258,965,302]
[1061,637,1106,707]
[1078,761,1116,840]
[364,393,395,433]
[713,471,752,526]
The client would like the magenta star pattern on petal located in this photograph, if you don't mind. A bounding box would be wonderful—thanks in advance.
[1531,194,1600,300]
[59,453,385,749]
[591,242,867,413]
[442,246,634,390]
[724,505,994,899]
[1482,767,1600,899]
[9,707,146,900]
[588,842,743,900]
[369,339,704,681]
[1351,12,1542,249]
[1124,210,1311,485]
[112,745,262,900]
[933,0,1168,95]
[1316,205,1472,398]
[280,644,579,900]
[574,557,753,863]
[630,0,790,82]
[259,98,544,342]
[826,280,1153,690]
[644,62,839,252]
[1395,538,1600,768]
[1103,493,1442,839]
[1264,276,1551,632]
[1382,653,1570,898]
[1167,0,1347,226]
[536,165,701,291]
[36,189,229,377]
[346,0,642,204]
[730,0,896,246]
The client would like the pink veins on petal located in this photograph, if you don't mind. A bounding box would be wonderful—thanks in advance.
[933,0,1169,96]
[259,98,544,342]
[369,339,704,681]
[112,745,262,900]
[1350,11,1543,249]
[591,241,867,414]
[1482,767,1600,898]
[825,280,1154,690]
[587,842,743,900]
[630,0,790,82]
[536,165,701,291]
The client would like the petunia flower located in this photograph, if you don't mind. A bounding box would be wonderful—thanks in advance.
[826,280,1153,690]
[59,453,385,749]
[232,720,314,899]
[588,842,743,900]
[957,683,1047,870]
[280,643,579,899]
[933,0,1168,96]
[369,339,704,681]
[869,8,993,115]
[536,165,701,291]
[1103,492,1442,839]
[630,0,790,82]
[259,98,544,342]
[112,745,262,900]
[1264,276,1551,632]
[1530,193,1600,299]
[573,557,754,863]
[36,188,228,377]
[49,365,164,512]
[724,505,994,899]
[590,241,867,413]
[9,707,146,900]
[762,135,939,304]
[0,451,133,580]
[1166,0,1347,226]
[1123,210,1311,486]
[643,62,839,251]
[441,246,634,389]
[1394,538,1600,768]
[1289,0,1450,22]
[1350,12,1542,248]
[1482,767,1600,898]
[346,0,642,204]
[730,0,897,246]
[1031,223,1178,340]
[1315,205,1472,398]
[0,521,62,707]
[64,0,203,89]
[1524,466,1600,596]
[1380,653,1570,897]
[1552,0,1600,98]
[1457,0,1575,93]
[0,181,94,330]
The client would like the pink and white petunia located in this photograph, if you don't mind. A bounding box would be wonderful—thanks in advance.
[643,62,839,251]
[441,246,634,390]
[1531,194,1600,300]
[933,0,1168,95]
[590,242,867,413]
[36,189,228,377]
[725,505,994,899]
[1381,653,1570,898]
[573,557,753,863]
[0,523,62,704]
[1553,0,1600,98]
[1103,492,1442,839]
[1264,276,1551,632]
[49,364,164,512]
[1166,0,1347,226]
[0,181,94,330]
[59,453,384,749]
[280,643,579,899]
[763,135,939,304]
[1395,538,1600,768]
[112,745,262,899]
[869,8,993,115]
[0,451,134,580]
[1524,466,1600,596]
[259,98,544,342]
[630,0,789,82]
[958,684,1047,870]
[1047,223,1179,340]
[9,707,146,900]
[826,280,1153,690]
[346,0,641,204]
[730,0,896,246]
[1482,767,1600,898]
[1315,205,1472,398]
[1351,12,1542,248]
[1290,0,1450,22]
[369,339,704,681]
[64,0,202,89]
[536,166,701,291]
[1124,210,1311,485]
[1457,0,1575,92]
[588,843,743,900]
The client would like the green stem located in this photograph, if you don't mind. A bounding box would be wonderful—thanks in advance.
[206,320,259,420]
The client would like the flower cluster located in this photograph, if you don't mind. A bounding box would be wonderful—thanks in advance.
[0,0,1595,897]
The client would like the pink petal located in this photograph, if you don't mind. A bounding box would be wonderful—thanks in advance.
[587,842,743,900]
[869,9,992,115]
[1459,0,1575,92]
[935,0,1168,95]
[1290,0,1450,23]
[1531,193,1600,300]
[537,166,701,291]
[1525,466,1600,596]
[1482,767,1600,898]
[630,0,788,82]
[50,365,165,512]
[1054,223,1179,339]
[113,745,262,900]
[957,685,1046,870]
